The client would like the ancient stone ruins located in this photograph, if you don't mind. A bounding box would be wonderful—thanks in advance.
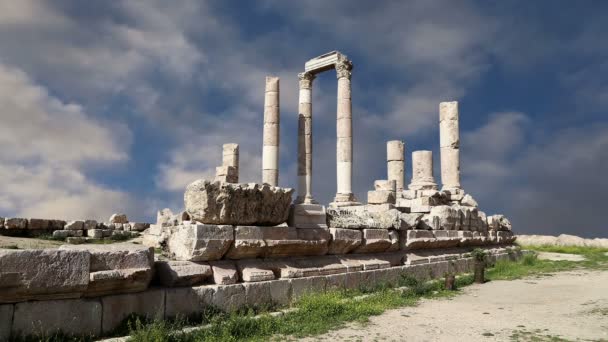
[0,51,517,339]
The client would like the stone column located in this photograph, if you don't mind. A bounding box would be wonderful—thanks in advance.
[333,59,358,205]
[222,143,239,182]
[263,76,280,186]
[409,150,438,190]
[387,140,405,192]
[296,72,316,204]
[439,101,461,190]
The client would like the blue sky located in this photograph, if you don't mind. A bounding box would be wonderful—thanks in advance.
[0,1,607,237]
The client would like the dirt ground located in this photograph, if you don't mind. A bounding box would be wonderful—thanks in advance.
[306,270,608,342]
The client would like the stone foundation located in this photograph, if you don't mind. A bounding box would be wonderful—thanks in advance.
[0,245,521,339]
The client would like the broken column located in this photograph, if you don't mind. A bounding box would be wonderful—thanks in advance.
[409,150,438,190]
[333,59,358,206]
[439,101,461,191]
[296,72,315,204]
[263,76,280,186]
[387,140,405,192]
[215,143,239,183]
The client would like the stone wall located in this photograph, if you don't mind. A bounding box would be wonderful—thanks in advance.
[0,245,522,339]
[0,215,150,242]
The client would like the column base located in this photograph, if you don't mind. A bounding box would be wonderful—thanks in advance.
[294,195,318,205]
[408,181,439,191]
[329,193,361,208]
[288,203,328,229]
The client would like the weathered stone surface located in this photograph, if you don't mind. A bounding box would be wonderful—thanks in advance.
[84,219,98,230]
[167,224,233,261]
[13,298,102,336]
[130,222,149,232]
[328,228,362,254]
[28,218,50,230]
[400,212,424,230]
[185,180,294,226]
[157,208,176,227]
[155,260,212,287]
[109,213,129,224]
[404,230,436,249]
[488,214,512,231]
[4,218,27,229]
[290,276,326,300]
[264,227,330,257]
[60,244,154,296]
[288,203,328,229]
[225,226,266,259]
[0,304,13,341]
[101,289,165,333]
[0,249,89,303]
[367,190,396,204]
[461,194,478,207]
[215,165,238,183]
[52,230,80,239]
[209,260,239,285]
[237,260,276,282]
[65,220,84,230]
[164,286,213,318]
[327,207,402,229]
[269,279,292,306]
[387,230,400,252]
[208,284,246,312]
[515,234,558,246]
[353,229,392,253]
[374,179,396,192]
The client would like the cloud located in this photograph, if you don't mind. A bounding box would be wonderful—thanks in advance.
[0,63,136,221]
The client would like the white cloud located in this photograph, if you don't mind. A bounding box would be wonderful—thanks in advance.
[0,63,136,221]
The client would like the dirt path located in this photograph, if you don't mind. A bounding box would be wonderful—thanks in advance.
[306,270,608,342]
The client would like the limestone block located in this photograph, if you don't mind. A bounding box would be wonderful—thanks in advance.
[328,228,362,254]
[374,179,396,191]
[109,213,129,224]
[387,230,400,252]
[269,279,292,306]
[208,284,246,312]
[367,190,396,205]
[365,203,396,212]
[222,143,239,168]
[264,228,330,258]
[185,180,293,226]
[288,203,328,229]
[429,205,460,230]
[488,214,512,231]
[404,230,437,249]
[164,286,214,319]
[4,218,27,229]
[28,218,50,230]
[290,276,326,300]
[236,260,276,282]
[52,230,75,239]
[400,212,424,230]
[496,231,516,244]
[101,289,165,333]
[243,281,272,308]
[215,165,238,183]
[440,119,459,148]
[61,244,154,297]
[167,224,233,261]
[410,205,432,213]
[131,222,149,232]
[83,219,97,230]
[225,226,267,259]
[0,249,89,303]
[155,260,212,287]
[461,194,478,207]
[13,299,102,337]
[157,208,176,227]
[209,260,239,285]
[386,140,405,161]
[353,229,392,253]
[327,207,402,229]
[65,220,84,230]
[339,255,391,271]
[0,304,12,341]
[86,228,100,238]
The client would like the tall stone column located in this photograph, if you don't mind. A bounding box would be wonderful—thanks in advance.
[409,150,438,190]
[387,140,405,192]
[439,101,461,190]
[263,76,280,186]
[333,59,358,205]
[296,72,316,204]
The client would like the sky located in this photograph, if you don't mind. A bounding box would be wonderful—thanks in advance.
[0,0,607,238]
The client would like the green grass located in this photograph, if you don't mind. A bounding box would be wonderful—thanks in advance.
[487,245,608,281]
[127,275,473,342]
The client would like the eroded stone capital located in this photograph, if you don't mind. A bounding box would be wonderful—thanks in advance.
[335,59,353,79]
[298,72,315,89]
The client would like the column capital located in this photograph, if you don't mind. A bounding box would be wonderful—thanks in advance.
[336,59,353,79]
[298,72,315,89]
